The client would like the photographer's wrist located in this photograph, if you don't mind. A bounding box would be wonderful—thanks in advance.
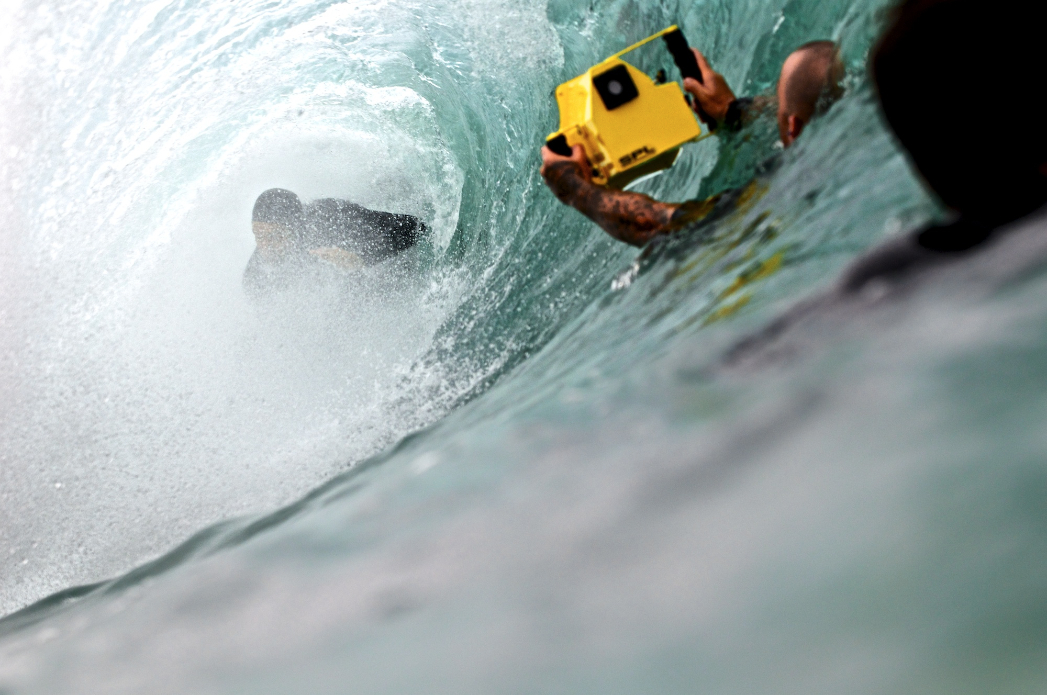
[720,97,753,132]
[722,99,742,131]
[544,161,591,206]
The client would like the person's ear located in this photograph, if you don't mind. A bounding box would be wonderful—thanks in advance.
[788,114,806,142]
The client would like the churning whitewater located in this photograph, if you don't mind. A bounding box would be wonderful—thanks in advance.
[1,0,1046,693]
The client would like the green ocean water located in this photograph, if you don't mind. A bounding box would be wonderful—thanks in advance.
[1,0,1046,692]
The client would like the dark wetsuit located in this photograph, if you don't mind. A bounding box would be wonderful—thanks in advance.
[301,199,423,264]
[243,200,427,297]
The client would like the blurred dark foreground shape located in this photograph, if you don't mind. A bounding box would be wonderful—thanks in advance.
[874,0,1046,230]
[847,0,1047,280]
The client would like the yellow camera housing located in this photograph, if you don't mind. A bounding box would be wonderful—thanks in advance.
[546,26,705,189]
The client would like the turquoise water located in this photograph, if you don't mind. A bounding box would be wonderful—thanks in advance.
[2,0,1046,692]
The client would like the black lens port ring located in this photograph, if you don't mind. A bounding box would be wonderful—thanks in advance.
[593,65,639,110]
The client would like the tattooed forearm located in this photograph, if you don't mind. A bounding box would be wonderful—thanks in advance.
[543,162,679,247]
[544,162,590,206]
[586,190,678,246]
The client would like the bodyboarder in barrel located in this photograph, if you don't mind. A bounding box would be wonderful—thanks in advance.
[243,188,428,298]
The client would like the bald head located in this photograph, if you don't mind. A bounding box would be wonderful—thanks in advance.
[777,41,843,147]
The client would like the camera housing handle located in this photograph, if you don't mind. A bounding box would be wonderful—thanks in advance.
[662,29,716,127]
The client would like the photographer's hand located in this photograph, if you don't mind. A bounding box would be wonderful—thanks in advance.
[540,145,679,247]
[540,143,592,185]
[682,48,737,124]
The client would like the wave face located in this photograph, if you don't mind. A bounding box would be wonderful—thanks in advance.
[3,0,1047,692]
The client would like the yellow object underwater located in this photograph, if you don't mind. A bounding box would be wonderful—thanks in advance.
[546,26,710,189]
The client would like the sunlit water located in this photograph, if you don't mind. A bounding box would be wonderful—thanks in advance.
[1,0,1046,692]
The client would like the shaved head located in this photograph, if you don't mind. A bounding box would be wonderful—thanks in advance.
[777,41,843,146]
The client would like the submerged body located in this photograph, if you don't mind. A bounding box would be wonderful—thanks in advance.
[723,204,1047,370]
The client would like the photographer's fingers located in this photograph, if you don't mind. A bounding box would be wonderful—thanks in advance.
[569,144,589,168]
[685,49,736,122]
[568,145,594,183]
[692,48,715,83]
[683,76,716,119]
[540,145,567,175]
[540,144,591,181]
[682,76,709,98]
